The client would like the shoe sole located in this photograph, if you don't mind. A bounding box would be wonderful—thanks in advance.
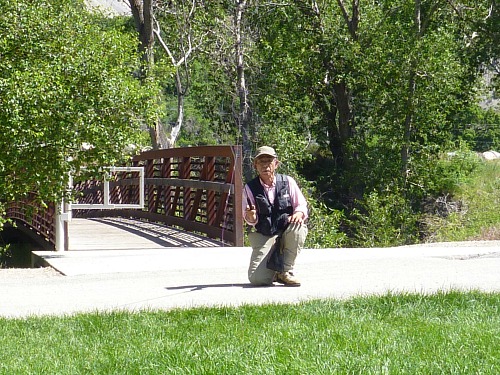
[275,279,301,287]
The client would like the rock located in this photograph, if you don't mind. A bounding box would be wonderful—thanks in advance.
[482,150,500,160]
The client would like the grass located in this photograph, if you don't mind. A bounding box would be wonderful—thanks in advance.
[0,291,498,374]
[464,159,500,240]
[429,159,500,242]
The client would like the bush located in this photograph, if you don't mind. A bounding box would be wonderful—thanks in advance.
[418,147,482,198]
[350,187,419,248]
[305,201,348,248]
[456,107,500,152]
[422,160,500,242]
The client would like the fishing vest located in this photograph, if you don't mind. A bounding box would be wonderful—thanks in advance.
[247,173,293,236]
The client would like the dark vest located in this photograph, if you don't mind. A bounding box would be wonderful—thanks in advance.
[247,174,293,236]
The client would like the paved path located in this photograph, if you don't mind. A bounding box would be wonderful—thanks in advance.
[1,236,499,318]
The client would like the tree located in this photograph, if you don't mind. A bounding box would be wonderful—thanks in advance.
[128,0,168,148]
[0,0,157,226]
[234,0,255,181]
[154,0,216,148]
[129,0,154,70]
[169,0,261,179]
[128,0,213,149]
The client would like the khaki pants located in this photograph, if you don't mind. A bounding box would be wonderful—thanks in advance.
[248,223,308,285]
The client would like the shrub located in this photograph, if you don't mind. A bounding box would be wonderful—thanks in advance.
[351,187,419,248]
[422,159,500,241]
[306,201,348,248]
[421,148,482,197]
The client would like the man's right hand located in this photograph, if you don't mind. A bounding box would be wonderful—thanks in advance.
[245,205,257,224]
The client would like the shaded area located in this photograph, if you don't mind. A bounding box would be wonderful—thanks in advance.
[0,225,40,268]
[90,217,224,248]
[165,283,270,291]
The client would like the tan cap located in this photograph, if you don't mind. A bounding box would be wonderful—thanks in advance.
[254,146,277,159]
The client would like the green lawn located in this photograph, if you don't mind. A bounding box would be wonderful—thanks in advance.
[1,291,498,374]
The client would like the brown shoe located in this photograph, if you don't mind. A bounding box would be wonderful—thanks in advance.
[275,272,301,287]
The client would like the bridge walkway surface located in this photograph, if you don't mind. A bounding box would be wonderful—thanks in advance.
[32,217,238,276]
[1,219,499,317]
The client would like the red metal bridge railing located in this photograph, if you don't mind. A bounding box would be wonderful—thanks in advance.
[6,145,244,248]
[5,195,57,248]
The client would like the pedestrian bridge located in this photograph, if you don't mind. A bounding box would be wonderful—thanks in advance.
[6,146,244,252]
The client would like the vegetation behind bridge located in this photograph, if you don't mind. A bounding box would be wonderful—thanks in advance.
[1,0,499,249]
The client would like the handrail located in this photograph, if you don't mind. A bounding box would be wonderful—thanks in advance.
[5,145,244,248]
[5,195,56,248]
[72,145,244,246]
[70,166,145,210]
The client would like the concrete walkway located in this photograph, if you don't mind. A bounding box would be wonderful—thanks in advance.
[1,239,498,318]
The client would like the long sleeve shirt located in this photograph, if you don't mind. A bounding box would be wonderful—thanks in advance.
[243,174,308,225]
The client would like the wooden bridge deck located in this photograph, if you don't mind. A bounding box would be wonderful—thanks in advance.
[67,218,224,251]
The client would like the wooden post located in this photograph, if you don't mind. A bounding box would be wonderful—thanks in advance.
[231,145,244,246]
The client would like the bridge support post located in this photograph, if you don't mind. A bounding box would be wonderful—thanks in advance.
[55,202,71,251]
[55,204,64,251]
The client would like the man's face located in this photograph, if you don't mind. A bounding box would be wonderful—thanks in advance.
[254,156,278,179]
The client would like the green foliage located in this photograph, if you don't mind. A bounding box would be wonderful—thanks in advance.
[351,6,473,191]
[425,160,500,242]
[454,106,500,151]
[0,244,10,268]
[2,0,496,248]
[148,1,496,247]
[348,146,494,247]
[0,0,159,209]
[177,1,498,248]
[254,121,313,176]
[306,200,348,249]
[351,187,419,248]
[175,63,238,146]
[150,1,236,147]
[0,292,498,373]
[468,0,500,92]
[419,147,482,197]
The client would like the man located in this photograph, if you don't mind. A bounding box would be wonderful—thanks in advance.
[243,146,308,286]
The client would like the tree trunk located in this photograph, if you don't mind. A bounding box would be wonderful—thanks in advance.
[235,0,253,181]
[129,0,168,149]
[401,70,416,181]
[312,0,358,172]
[168,70,185,148]
[129,0,154,73]
[330,81,353,169]
[401,0,423,182]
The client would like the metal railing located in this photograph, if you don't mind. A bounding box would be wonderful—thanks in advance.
[6,145,244,249]
[69,166,145,210]
[5,194,56,248]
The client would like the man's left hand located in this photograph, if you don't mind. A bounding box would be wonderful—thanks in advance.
[288,212,305,224]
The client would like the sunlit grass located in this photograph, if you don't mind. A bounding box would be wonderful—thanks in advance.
[433,159,500,241]
[0,291,498,374]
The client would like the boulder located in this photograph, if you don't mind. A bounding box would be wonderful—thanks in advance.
[482,150,500,160]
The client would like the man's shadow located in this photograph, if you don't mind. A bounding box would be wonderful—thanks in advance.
[165,283,277,291]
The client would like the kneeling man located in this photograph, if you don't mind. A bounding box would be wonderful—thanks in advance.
[243,146,308,286]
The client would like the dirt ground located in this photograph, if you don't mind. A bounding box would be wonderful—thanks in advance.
[0,267,62,280]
